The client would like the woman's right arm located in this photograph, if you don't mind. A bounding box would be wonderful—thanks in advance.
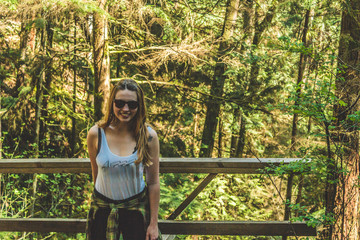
[87,126,99,184]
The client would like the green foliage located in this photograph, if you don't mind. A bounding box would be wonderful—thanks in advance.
[1,96,17,109]
[262,158,312,175]
[0,0,353,238]
[289,203,328,228]
[0,0,18,10]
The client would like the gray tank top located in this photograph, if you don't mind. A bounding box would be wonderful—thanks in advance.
[94,128,146,200]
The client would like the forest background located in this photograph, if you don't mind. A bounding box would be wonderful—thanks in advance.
[1,0,359,239]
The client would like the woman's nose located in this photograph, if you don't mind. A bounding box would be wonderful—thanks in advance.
[122,103,130,111]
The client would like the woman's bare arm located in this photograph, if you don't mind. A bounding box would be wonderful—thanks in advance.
[145,128,160,239]
[87,126,99,184]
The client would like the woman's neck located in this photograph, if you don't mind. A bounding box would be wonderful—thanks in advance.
[109,121,133,135]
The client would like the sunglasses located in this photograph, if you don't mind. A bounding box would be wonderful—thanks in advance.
[113,99,139,109]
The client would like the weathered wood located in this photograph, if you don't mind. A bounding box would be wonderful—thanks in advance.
[0,218,317,236]
[0,218,85,233]
[167,173,218,220]
[161,220,317,236]
[0,158,305,174]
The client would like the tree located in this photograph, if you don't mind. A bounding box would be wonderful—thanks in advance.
[93,0,110,122]
[284,8,311,235]
[327,0,360,238]
[199,0,240,157]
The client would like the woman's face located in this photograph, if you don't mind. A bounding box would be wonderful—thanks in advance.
[113,89,138,123]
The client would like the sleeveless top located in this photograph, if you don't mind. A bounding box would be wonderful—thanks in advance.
[94,128,147,200]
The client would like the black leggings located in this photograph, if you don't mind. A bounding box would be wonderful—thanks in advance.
[88,189,147,240]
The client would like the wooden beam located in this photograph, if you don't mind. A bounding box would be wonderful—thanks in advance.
[160,220,317,236]
[0,218,317,236]
[167,173,217,220]
[0,158,306,174]
[0,159,91,174]
[0,218,85,233]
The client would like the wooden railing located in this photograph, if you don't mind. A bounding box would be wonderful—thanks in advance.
[0,158,317,237]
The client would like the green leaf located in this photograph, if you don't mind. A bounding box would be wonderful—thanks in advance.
[338,100,347,106]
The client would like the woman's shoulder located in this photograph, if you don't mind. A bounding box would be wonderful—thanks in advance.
[88,125,101,139]
[146,124,158,142]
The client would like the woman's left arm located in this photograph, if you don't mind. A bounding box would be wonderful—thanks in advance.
[146,128,160,240]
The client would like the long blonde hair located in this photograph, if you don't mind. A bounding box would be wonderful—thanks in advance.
[98,79,152,166]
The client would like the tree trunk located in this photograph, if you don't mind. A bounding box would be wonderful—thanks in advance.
[329,1,360,238]
[230,108,240,157]
[0,100,1,199]
[199,0,240,157]
[283,10,310,234]
[230,2,276,159]
[30,19,49,240]
[247,4,276,96]
[217,117,223,158]
[115,25,122,79]
[28,16,36,53]
[72,16,77,157]
[290,9,310,149]
[40,21,54,154]
[15,22,30,96]
[229,1,253,158]
[34,25,47,158]
[235,115,246,158]
[93,0,110,122]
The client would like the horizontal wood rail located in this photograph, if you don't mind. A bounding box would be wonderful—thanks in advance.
[0,218,317,236]
[0,158,317,237]
[0,158,305,174]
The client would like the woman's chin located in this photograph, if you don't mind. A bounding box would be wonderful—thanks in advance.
[118,115,134,122]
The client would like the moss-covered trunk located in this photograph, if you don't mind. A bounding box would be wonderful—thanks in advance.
[327,0,360,238]
[93,0,110,122]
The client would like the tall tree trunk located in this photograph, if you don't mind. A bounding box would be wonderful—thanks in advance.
[230,2,277,159]
[230,108,240,157]
[15,22,30,97]
[28,15,36,53]
[31,20,48,240]
[40,21,54,154]
[328,1,360,238]
[0,85,1,199]
[290,9,310,152]
[217,117,223,158]
[232,2,277,159]
[93,0,110,122]
[115,25,122,79]
[71,16,77,157]
[235,115,246,158]
[0,125,1,224]
[247,4,276,96]
[283,10,310,234]
[229,1,253,158]
[295,8,312,218]
[199,0,240,157]
[34,25,47,158]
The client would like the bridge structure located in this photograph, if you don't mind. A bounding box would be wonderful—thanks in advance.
[0,158,317,238]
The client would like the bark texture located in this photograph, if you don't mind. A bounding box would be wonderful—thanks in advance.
[327,1,360,238]
[72,16,77,157]
[93,0,110,122]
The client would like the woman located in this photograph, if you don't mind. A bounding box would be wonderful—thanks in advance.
[86,79,161,240]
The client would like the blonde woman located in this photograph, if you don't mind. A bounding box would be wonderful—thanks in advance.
[86,79,161,240]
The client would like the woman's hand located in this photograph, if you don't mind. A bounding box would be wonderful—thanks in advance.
[146,223,159,240]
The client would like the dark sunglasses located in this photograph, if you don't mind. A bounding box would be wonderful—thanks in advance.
[113,99,139,109]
